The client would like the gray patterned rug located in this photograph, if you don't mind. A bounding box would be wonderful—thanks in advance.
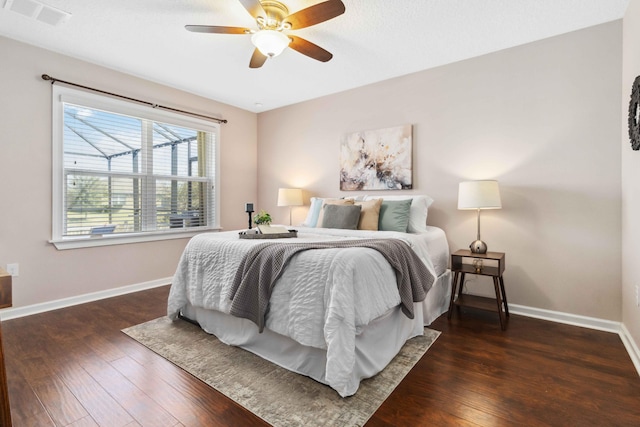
[122,317,440,427]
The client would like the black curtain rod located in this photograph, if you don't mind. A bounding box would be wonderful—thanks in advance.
[41,74,228,124]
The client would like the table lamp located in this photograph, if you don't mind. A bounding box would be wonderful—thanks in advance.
[277,188,303,226]
[458,180,502,254]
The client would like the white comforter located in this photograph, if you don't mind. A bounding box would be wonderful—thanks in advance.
[167,227,436,396]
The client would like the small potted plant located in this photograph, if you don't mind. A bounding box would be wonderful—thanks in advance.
[253,210,272,226]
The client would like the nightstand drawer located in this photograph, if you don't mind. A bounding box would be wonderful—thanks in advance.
[451,249,505,277]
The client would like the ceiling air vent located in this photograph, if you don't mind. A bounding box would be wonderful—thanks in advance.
[3,0,71,26]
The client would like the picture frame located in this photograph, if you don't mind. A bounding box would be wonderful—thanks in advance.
[340,124,413,190]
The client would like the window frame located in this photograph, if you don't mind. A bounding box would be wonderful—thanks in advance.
[51,85,221,250]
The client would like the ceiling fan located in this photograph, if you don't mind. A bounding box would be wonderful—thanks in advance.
[185,0,345,68]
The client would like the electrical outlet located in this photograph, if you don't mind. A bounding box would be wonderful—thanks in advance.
[6,263,18,277]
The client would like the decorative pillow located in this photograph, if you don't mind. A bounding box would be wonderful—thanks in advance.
[354,198,382,231]
[316,198,355,228]
[364,195,433,233]
[378,199,412,232]
[320,204,362,230]
[301,197,324,227]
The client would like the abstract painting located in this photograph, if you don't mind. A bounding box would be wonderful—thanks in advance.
[340,124,413,190]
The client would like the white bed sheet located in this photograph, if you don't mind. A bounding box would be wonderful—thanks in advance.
[168,227,450,396]
[168,227,445,344]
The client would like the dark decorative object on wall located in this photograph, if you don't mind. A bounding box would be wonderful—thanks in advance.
[628,75,640,151]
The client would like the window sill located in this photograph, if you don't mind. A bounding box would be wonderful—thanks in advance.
[50,227,222,250]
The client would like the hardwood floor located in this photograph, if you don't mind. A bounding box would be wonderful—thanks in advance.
[2,286,639,426]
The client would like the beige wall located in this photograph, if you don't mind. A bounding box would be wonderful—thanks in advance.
[0,36,257,308]
[622,1,640,350]
[0,19,628,326]
[258,22,623,320]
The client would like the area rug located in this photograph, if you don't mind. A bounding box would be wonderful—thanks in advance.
[122,317,440,427]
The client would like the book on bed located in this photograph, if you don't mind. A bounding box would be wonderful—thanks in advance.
[257,225,290,234]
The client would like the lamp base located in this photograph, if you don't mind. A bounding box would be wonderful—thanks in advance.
[469,239,488,254]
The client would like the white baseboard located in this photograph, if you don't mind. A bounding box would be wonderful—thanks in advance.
[1,281,639,377]
[620,323,640,376]
[509,303,621,333]
[0,277,171,321]
[510,303,640,377]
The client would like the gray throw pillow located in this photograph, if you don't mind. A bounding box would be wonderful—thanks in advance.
[378,199,412,232]
[320,204,362,230]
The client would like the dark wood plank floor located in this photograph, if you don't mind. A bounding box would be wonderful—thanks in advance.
[2,286,639,426]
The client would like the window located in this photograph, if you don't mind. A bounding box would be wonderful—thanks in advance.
[51,86,220,249]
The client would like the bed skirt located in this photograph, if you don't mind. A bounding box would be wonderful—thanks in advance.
[180,269,451,396]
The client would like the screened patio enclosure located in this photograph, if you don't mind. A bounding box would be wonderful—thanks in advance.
[62,103,214,236]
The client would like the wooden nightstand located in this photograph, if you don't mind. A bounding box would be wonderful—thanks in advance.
[447,249,509,330]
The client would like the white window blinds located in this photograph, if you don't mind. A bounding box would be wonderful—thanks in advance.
[52,86,219,244]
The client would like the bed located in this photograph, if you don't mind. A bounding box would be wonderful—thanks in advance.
[167,222,451,397]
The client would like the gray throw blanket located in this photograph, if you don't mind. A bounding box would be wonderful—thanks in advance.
[228,239,435,333]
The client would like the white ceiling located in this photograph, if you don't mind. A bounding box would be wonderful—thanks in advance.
[0,0,629,112]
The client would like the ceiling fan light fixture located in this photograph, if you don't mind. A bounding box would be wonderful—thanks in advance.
[251,30,290,57]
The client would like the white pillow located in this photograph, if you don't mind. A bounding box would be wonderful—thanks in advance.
[301,197,324,227]
[363,194,433,233]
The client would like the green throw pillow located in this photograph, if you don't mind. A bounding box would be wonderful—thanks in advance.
[378,199,412,232]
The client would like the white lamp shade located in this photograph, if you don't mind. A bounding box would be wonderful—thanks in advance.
[251,30,290,57]
[458,180,502,210]
[277,188,303,207]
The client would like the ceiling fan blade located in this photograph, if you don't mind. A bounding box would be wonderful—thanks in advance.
[185,25,250,34]
[238,0,267,19]
[249,48,268,68]
[289,36,333,62]
[284,0,345,29]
